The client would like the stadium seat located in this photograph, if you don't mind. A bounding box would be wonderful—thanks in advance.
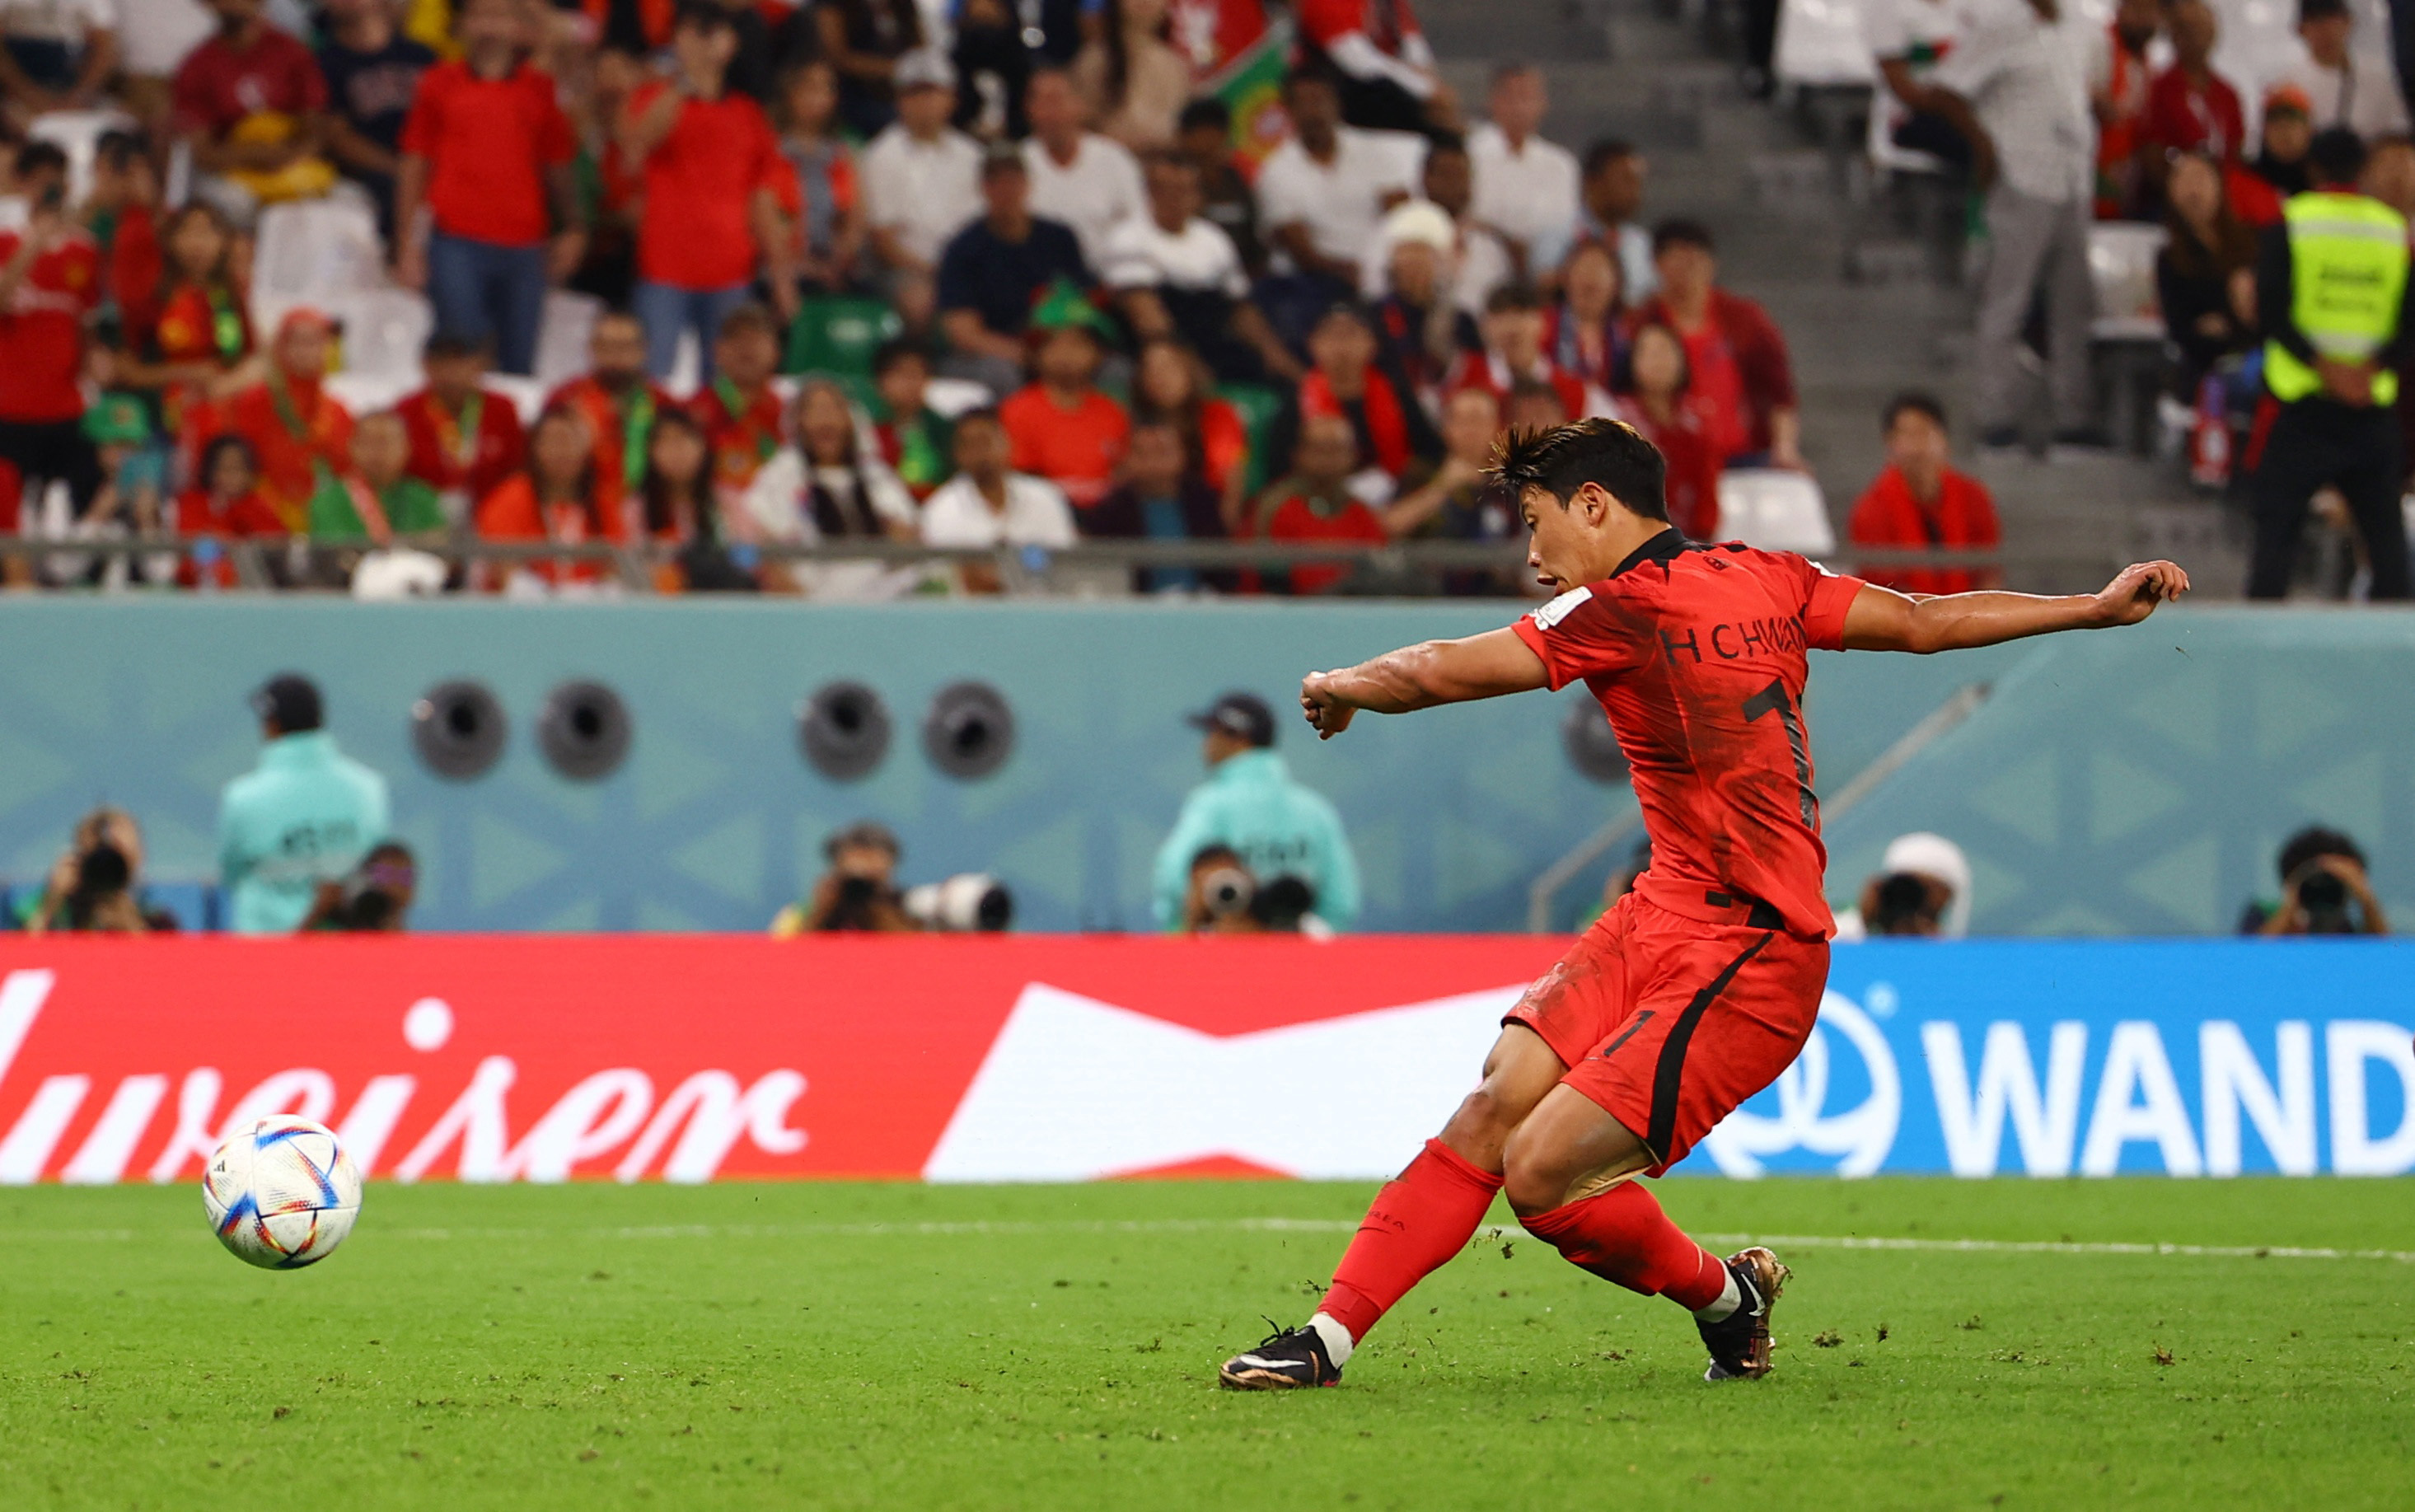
[482,374,546,425]
[1718,468,1837,555]
[922,377,995,419]
[325,371,414,415]
[2088,223,2167,344]
[27,108,138,204]
[784,297,904,405]
[1775,0,1876,87]
[532,290,604,391]
[250,198,386,331]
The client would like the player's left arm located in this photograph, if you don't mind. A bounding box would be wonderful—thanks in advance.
[1300,627,1549,739]
[1841,560,2190,654]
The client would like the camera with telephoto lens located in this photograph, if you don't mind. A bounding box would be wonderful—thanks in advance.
[1200,867,1255,920]
[2296,868,2355,934]
[73,842,132,901]
[904,873,1014,932]
[1247,875,1318,934]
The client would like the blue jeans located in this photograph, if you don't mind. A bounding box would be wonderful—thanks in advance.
[427,232,547,377]
[632,280,752,385]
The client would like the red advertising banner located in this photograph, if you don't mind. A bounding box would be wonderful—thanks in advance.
[0,938,1552,1185]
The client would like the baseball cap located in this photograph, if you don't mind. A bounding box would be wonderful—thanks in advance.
[895,47,956,92]
[250,672,324,733]
[1187,691,1275,748]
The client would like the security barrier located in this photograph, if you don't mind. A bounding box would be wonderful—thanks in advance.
[0,937,2405,1183]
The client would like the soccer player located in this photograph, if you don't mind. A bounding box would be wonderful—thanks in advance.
[1219,418,2188,1389]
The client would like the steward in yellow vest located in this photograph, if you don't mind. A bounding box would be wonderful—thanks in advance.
[2248,129,2413,599]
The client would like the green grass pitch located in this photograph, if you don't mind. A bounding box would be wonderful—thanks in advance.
[2,1177,2408,1510]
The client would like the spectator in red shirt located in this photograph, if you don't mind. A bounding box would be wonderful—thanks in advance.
[1130,337,1252,527]
[1444,282,1604,421]
[1255,411,1391,595]
[617,3,799,382]
[475,405,622,592]
[1267,302,1442,492]
[175,434,287,588]
[215,307,355,531]
[1609,321,1721,541]
[2142,0,2244,204]
[115,203,257,469]
[546,310,674,535]
[686,302,787,495]
[397,330,527,519]
[1001,313,1130,511]
[1848,392,2001,596]
[0,143,105,578]
[171,0,335,226]
[393,0,583,377]
[1627,218,1802,470]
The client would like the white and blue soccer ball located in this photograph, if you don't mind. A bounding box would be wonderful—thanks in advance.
[202,1116,363,1270]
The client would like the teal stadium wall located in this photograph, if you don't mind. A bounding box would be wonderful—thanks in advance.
[0,600,2408,934]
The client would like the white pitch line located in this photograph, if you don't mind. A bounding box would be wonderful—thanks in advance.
[2,1218,2408,1263]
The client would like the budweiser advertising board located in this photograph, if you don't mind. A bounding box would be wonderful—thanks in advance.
[0,937,1549,1186]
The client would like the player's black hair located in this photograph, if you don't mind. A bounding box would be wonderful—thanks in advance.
[1581,138,1637,178]
[1884,391,1949,433]
[1178,96,1231,134]
[1488,417,1669,522]
[2277,826,2364,882]
[2306,127,2366,186]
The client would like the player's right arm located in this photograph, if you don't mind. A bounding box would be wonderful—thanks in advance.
[1842,560,2190,654]
[1300,628,1549,739]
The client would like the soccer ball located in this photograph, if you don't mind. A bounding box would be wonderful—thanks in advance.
[202,1116,363,1270]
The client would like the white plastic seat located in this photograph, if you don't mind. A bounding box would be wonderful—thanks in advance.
[1776,0,1876,87]
[27,109,137,204]
[325,371,414,416]
[249,197,386,330]
[482,374,547,425]
[328,288,433,386]
[1718,468,1837,555]
[532,290,604,391]
[2087,222,2168,343]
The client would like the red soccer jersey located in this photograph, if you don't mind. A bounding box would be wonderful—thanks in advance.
[400,60,576,248]
[628,82,794,290]
[0,227,101,423]
[1510,530,1865,938]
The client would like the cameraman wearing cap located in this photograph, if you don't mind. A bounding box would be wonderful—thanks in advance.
[218,673,393,934]
[1151,692,1361,932]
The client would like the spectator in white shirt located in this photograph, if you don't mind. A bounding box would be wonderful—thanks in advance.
[1933,0,2109,453]
[860,47,981,330]
[2276,0,2409,143]
[740,377,923,599]
[1467,63,1581,283]
[1254,64,1419,345]
[1104,151,1304,384]
[1021,64,1147,272]
[919,407,1077,592]
[1867,0,1977,171]
[1575,138,1658,301]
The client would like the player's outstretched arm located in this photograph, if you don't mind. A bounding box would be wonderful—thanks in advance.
[1841,560,2190,654]
[1300,628,1549,739]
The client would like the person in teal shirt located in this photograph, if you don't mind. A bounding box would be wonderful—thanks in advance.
[1151,692,1362,931]
[218,674,393,934]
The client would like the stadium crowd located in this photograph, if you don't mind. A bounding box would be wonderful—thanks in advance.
[0,0,1834,597]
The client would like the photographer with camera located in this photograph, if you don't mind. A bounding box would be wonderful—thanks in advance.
[774,821,920,935]
[1151,692,1361,934]
[1182,845,1326,936]
[297,841,418,932]
[20,807,177,934]
[2241,826,2389,937]
[1832,831,1973,941]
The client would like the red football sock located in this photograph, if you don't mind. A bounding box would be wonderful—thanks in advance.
[1519,1182,1726,1311]
[1320,1138,1504,1342]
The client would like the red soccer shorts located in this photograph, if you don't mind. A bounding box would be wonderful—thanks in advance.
[1503,892,1829,1173]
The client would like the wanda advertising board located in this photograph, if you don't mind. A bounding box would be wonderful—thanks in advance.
[0,937,2408,1184]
